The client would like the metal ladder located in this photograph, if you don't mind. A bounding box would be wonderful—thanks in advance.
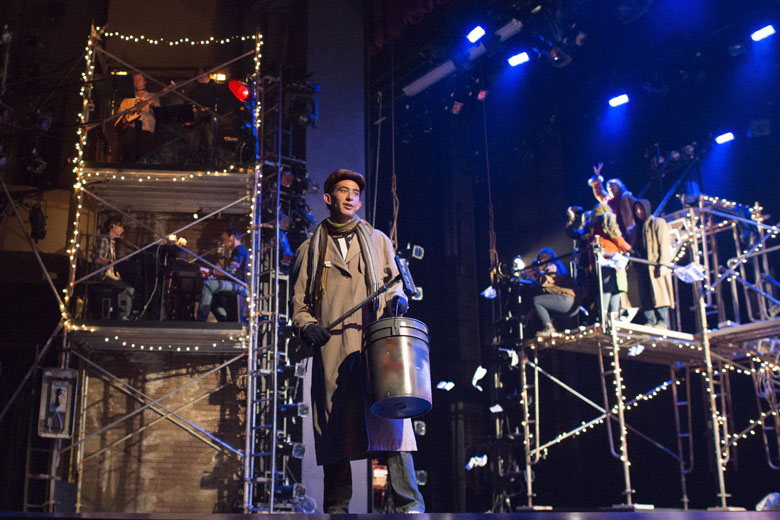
[670,364,695,510]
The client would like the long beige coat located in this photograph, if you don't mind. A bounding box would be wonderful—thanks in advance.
[633,215,675,308]
[291,223,416,465]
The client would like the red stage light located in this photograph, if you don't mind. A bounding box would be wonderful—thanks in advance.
[229,80,250,102]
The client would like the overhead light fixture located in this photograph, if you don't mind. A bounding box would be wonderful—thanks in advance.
[751,25,775,42]
[403,61,457,97]
[507,51,529,67]
[466,26,486,43]
[495,19,523,42]
[715,132,735,144]
[403,19,523,97]
[192,208,203,219]
[609,94,630,107]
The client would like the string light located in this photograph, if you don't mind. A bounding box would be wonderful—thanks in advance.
[81,166,239,183]
[68,328,249,351]
[101,32,258,47]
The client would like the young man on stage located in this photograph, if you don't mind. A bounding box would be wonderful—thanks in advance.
[290,169,424,513]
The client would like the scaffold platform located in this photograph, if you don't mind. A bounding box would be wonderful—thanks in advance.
[68,321,248,353]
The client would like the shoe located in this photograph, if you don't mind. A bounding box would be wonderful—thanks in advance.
[619,307,639,322]
[536,322,556,338]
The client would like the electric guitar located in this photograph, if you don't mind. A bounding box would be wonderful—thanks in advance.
[114,83,174,133]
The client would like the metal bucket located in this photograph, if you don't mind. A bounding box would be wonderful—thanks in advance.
[364,317,432,419]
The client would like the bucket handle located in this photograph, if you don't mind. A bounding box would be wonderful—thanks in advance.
[392,298,401,336]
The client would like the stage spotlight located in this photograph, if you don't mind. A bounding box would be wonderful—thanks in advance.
[413,420,427,436]
[751,25,775,42]
[416,470,428,486]
[279,402,309,418]
[279,361,306,380]
[507,51,529,67]
[276,483,306,501]
[229,80,250,102]
[277,441,306,459]
[466,26,486,43]
[609,94,629,107]
[715,132,735,144]
[192,208,203,219]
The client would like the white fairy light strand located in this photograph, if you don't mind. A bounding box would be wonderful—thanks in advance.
[98,27,258,47]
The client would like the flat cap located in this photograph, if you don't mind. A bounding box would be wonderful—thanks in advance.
[323,169,366,194]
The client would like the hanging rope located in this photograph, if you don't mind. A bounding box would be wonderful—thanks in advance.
[371,91,383,227]
[388,43,401,250]
[480,68,499,274]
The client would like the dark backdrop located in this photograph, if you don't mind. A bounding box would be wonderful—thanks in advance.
[368,0,780,511]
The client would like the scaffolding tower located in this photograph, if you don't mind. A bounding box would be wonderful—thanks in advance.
[7,25,313,513]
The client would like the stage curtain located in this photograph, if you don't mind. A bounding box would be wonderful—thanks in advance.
[371,0,450,53]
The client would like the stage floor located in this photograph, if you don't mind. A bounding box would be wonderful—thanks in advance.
[0,509,775,519]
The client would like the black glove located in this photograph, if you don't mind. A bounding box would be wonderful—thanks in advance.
[390,294,408,316]
[302,323,331,348]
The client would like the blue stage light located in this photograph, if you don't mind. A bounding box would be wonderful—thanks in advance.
[507,52,529,67]
[608,94,629,107]
[715,132,735,144]
[467,26,486,43]
[751,25,776,42]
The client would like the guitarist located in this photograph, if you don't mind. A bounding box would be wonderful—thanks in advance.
[116,73,160,163]
[93,217,135,320]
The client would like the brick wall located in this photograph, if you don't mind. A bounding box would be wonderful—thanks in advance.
[76,352,245,513]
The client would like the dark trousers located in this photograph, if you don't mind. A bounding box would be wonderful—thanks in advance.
[323,452,424,513]
[100,276,135,319]
[119,124,154,163]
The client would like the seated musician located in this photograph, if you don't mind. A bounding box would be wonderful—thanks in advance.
[531,248,579,338]
[93,217,135,320]
[116,72,160,163]
[196,226,248,323]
